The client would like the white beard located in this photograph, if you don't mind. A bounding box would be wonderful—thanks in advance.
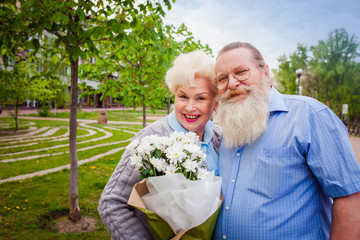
[214,82,270,148]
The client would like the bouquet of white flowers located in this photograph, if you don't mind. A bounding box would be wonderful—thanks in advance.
[127,131,210,180]
[127,131,222,239]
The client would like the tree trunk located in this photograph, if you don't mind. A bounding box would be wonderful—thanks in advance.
[15,102,19,130]
[68,55,81,222]
[79,90,83,111]
[142,94,146,128]
[167,96,171,115]
[53,98,57,117]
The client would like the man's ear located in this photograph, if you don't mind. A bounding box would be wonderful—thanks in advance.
[264,64,271,86]
[264,64,270,78]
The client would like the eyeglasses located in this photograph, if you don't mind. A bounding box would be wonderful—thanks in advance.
[216,66,260,90]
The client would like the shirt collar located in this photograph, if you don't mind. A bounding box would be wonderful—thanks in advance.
[168,111,215,145]
[268,87,288,113]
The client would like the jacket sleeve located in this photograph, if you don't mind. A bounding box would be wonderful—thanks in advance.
[98,118,172,240]
[98,145,153,240]
[211,124,222,154]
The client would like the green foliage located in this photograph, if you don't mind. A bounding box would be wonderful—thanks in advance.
[309,28,360,116]
[79,15,212,127]
[273,28,360,122]
[0,62,31,106]
[38,104,49,117]
[0,0,177,222]
[273,44,308,94]
[0,62,33,129]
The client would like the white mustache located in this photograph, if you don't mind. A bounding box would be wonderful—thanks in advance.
[219,85,255,102]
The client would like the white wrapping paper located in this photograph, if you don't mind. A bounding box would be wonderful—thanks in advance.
[141,172,222,234]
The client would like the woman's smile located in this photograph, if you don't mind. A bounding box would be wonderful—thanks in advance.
[184,114,201,122]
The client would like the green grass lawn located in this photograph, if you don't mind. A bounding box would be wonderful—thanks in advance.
[0,114,170,239]
[22,108,169,123]
[0,155,121,239]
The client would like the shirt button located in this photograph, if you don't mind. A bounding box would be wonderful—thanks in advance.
[231,179,235,183]
[223,235,227,239]
[225,206,229,210]
[236,153,240,157]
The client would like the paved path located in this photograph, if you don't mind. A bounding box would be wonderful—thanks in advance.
[0,119,136,184]
[1,111,359,183]
[17,116,143,125]
[0,146,127,184]
[350,136,360,165]
[16,116,360,162]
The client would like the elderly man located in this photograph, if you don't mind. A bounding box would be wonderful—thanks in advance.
[213,42,360,240]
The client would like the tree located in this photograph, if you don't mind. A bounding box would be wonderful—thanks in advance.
[80,18,212,128]
[273,44,308,94]
[309,28,360,115]
[0,62,31,130]
[28,36,70,116]
[273,29,360,122]
[1,0,175,222]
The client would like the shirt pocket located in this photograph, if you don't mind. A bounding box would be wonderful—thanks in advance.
[247,147,301,199]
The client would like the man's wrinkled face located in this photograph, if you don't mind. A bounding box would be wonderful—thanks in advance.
[215,48,270,103]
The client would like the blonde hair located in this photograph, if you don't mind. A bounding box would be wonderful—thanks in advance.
[165,50,217,95]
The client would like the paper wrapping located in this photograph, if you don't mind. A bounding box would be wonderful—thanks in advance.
[128,177,223,240]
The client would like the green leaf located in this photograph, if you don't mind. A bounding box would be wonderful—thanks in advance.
[114,33,125,44]
[130,18,137,28]
[31,38,40,50]
[86,38,96,52]
[52,12,62,24]
[60,12,69,24]
[143,169,150,176]
[153,149,162,158]
[163,0,172,10]
[76,8,86,21]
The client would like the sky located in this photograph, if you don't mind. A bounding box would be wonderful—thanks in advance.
[163,0,360,70]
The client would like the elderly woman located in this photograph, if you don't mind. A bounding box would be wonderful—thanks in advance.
[98,50,220,240]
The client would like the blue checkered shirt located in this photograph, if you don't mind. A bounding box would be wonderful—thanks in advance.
[214,88,360,239]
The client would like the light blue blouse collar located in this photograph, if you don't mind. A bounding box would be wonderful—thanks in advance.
[168,111,215,145]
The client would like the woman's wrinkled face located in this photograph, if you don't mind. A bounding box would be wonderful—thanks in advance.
[174,76,217,141]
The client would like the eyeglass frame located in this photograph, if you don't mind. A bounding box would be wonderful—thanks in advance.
[216,66,261,90]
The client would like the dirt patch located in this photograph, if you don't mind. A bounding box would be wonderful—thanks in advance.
[54,217,97,233]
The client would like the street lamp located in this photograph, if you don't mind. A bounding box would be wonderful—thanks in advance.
[295,68,303,95]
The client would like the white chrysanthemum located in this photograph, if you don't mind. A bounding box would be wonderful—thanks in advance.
[183,131,199,144]
[165,143,186,164]
[170,131,186,140]
[182,159,199,172]
[170,132,195,145]
[150,157,166,172]
[151,136,168,151]
[183,143,202,155]
[129,154,143,170]
[141,135,154,146]
[136,141,153,156]
[126,139,140,154]
[197,168,210,180]
[164,164,178,175]
[191,149,207,160]
[128,133,208,180]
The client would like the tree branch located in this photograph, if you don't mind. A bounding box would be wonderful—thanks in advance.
[124,56,134,67]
